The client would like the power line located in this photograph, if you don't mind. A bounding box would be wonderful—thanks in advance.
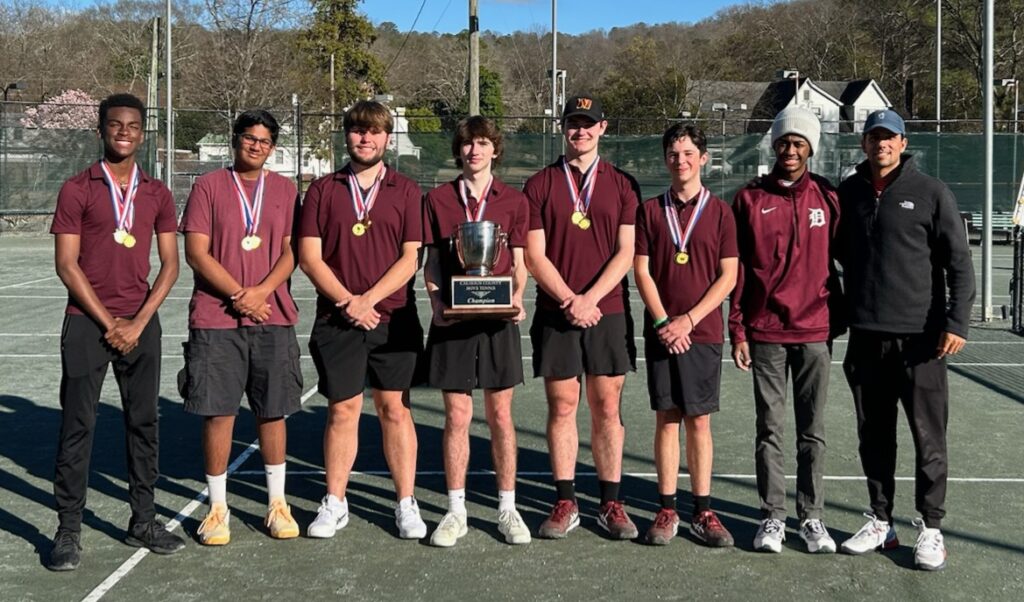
[382,0,430,77]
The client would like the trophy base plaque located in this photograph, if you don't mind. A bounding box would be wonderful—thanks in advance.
[443,275,518,320]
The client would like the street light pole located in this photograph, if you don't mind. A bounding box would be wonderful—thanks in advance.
[936,0,942,132]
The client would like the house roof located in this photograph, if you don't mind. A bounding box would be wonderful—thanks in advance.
[688,80,769,115]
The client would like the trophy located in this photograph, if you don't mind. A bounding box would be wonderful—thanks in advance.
[443,220,518,320]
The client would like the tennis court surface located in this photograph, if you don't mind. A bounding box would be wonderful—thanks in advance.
[1,236,1022,600]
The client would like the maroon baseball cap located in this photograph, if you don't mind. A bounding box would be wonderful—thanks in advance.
[561,95,604,123]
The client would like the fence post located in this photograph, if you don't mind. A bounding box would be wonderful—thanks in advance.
[293,94,301,191]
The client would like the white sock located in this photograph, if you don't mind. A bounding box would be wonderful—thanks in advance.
[206,472,227,506]
[398,496,417,511]
[326,494,348,513]
[265,462,286,502]
[448,489,467,515]
[498,490,516,513]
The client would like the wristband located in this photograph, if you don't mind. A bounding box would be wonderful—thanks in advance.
[685,313,696,329]
[653,316,670,330]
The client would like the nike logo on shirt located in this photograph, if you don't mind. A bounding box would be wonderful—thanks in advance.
[761,207,778,214]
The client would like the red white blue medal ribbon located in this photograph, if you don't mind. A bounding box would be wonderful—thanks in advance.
[664,187,710,256]
[230,167,265,238]
[561,156,599,217]
[346,164,386,223]
[457,175,493,222]
[99,160,139,235]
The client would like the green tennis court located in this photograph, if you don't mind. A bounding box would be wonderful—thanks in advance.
[1,236,1021,600]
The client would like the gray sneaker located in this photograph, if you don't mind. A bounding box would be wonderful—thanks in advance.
[798,518,836,554]
[753,518,785,553]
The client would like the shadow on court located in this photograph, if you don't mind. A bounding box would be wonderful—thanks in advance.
[950,364,1024,406]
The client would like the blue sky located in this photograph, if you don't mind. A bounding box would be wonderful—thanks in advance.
[365,0,749,35]
[51,1,754,35]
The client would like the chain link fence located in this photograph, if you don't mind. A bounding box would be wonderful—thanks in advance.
[2,101,1023,215]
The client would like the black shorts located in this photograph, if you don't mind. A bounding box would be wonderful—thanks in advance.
[425,319,523,390]
[645,340,722,415]
[529,310,636,379]
[180,326,303,418]
[308,307,424,400]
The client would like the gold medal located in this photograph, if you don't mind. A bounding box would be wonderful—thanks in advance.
[578,217,592,230]
[352,222,367,237]
[571,210,584,225]
[675,251,689,265]
[122,233,137,249]
[114,229,127,244]
[242,235,261,250]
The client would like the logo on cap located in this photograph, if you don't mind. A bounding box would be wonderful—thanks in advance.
[576,98,593,111]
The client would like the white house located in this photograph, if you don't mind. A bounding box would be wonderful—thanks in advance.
[196,131,333,179]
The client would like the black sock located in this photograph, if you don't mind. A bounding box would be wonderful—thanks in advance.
[554,480,576,502]
[659,493,677,511]
[692,494,711,516]
[924,517,941,529]
[598,480,620,505]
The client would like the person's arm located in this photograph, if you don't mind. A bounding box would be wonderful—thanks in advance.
[524,227,577,309]
[661,257,738,354]
[510,246,527,323]
[633,253,689,355]
[296,236,370,326]
[342,241,421,329]
[565,224,634,328]
[105,231,180,353]
[935,183,975,357]
[727,196,752,370]
[182,231,269,320]
[424,245,453,327]
[232,234,296,318]
[54,234,117,332]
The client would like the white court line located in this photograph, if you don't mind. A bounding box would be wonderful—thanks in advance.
[2,353,1023,367]
[80,385,320,602]
[0,276,57,290]
[231,469,1024,483]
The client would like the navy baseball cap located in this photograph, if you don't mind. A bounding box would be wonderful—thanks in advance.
[863,109,906,135]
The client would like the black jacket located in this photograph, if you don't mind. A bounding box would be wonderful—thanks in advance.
[837,155,975,338]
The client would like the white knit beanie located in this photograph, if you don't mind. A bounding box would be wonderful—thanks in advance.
[771,106,821,155]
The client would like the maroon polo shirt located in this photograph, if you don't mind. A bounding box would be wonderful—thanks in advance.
[635,190,738,344]
[523,157,640,314]
[50,162,178,318]
[424,177,528,303]
[179,168,299,329]
[298,164,423,321]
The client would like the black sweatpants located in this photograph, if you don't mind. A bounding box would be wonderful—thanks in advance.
[54,313,162,533]
[843,329,949,528]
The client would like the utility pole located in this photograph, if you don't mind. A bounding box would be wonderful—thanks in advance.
[165,0,173,194]
[936,0,942,132]
[551,0,558,161]
[983,0,994,321]
[468,0,480,115]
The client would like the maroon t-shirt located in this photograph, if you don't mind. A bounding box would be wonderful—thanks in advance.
[424,177,528,305]
[298,164,423,321]
[50,162,178,318]
[179,168,299,329]
[523,157,640,314]
[635,190,738,344]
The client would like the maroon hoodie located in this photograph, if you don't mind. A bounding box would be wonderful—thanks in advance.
[728,168,842,344]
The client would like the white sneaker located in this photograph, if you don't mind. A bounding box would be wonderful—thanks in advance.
[395,499,428,540]
[799,518,836,554]
[307,495,349,538]
[429,512,468,547]
[840,513,899,555]
[497,509,532,545]
[912,518,947,571]
[753,518,786,553]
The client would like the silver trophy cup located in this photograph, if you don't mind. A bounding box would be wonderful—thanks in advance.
[452,221,506,276]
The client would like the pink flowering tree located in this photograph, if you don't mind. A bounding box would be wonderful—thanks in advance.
[20,89,99,129]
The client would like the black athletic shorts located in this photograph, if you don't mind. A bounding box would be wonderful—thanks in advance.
[425,319,523,390]
[645,339,722,415]
[180,325,303,418]
[529,310,636,379]
[308,306,424,400]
